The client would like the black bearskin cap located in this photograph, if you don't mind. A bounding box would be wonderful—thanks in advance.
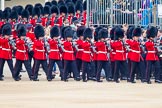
[44,5,51,15]
[2,23,12,36]
[21,9,29,19]
[51,5,59,14]
[133,27,142,37]
[50,26,60,38]
[77,26,86,37]
[17,24,27,37]
[83,28,92,40]
[34,25,45,39]
[64,26,73,38]
[114,27,124,40]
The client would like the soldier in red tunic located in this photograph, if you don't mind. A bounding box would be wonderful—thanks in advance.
[58,5,68,27]
[75,1,83,21]
[111,27,128,83]
[76,26,85,75]
[82,28,96,82]
[32,25,48,81]
[145,26,162,84]
[50,5,59,27]
[14,24,33,81]
[96,28,112,82]
[67,3,75,25]
[47,26,64,81]
[0,23,15,81]
[41,6,51,27]
[62,26,80,82]
[129,27,143,83]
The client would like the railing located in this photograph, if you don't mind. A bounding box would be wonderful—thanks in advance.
[86,0,162,28]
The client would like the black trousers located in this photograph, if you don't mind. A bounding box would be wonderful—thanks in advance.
[114,60,128,81]
[48,59,64,79]
[96,61,111,81]
[130,61,145,82]
[110,61,115,79]
[0,58,14,78]
[63,60,79,80]
[82,61,95,81]
[146,61,161,82]
[32,59,48,79]
[76,58,82,75]
[14,59,32,79]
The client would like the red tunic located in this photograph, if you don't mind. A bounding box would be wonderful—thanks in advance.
[145,40,159,61]
[129,40,141,62]
[76,39,84,60]
[111,40,126,61]
[33,39,47,60]
[63,41,75,60]
[48,39,61,60]
[82,41,93,62]
[15,39,29,60]
[96,41,108,61]
[1,38,13,59]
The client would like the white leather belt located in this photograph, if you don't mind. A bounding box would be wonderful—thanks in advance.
[147,51,156,53]
[2,48,11,51]
[83,51,91,53]
[64,50,74,53]
[131,49,140,53]
[17,49,26,53]
[116,50,124,53]
[78,49,84,51]
[112,52,116,54]
[35,49,45,52]
[97,51,107,54]
[50,49,59,52]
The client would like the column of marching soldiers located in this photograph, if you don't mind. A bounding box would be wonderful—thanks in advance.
[0,0,162,84]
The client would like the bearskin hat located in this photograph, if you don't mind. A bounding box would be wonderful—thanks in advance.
[0,10,4,19]
[10,10,18,20]
[51,5,59,15]
[65,0,72,4]
[44,5,51,15]
[58,0,65,7]
[4,7,11,13]
[126,26,135,39]
[34,25,45,39]
[75,2,83,12]
[110,27,117,40]
[17,24,27,37]
[83,0,87,10]
[98,28,108,39]
[77,26,86,37]
[21,9,29,19]
[64,26,73,38]
[61,26,68,39]
[83,28,92,40]
[51,0,58,6]
[3,9,10,20]
[147,26,158,38]
[45,2,52,7]
[73,0,83,4]
[32,7,41,17]
[2,23,12,36]
[114,27,124,40]
[67,3,75,14]
[133,27,142,37]
[59,5,68,14]
[35,3,44,15]
[94,26,103,41]
[17,5,23,16]
[50,26,60,38]
[25,4,33,16]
